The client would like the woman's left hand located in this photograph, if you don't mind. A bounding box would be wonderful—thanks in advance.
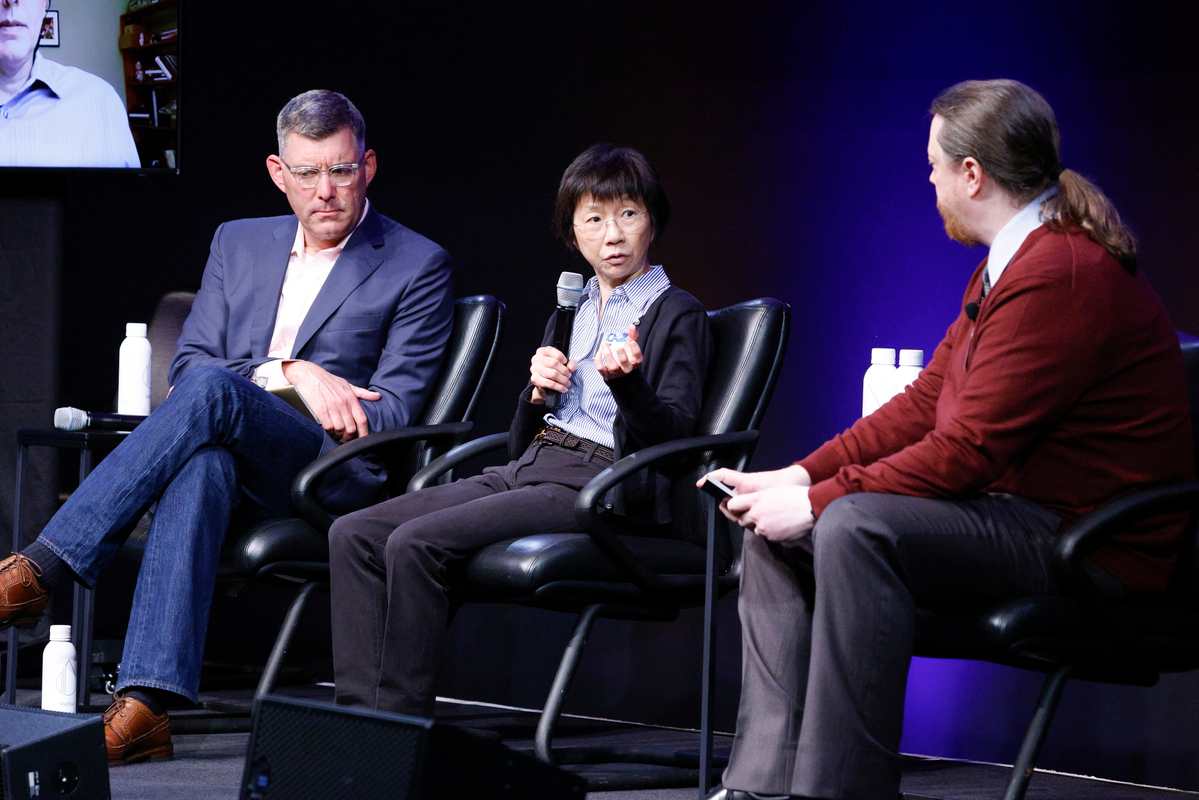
[595,324,643,379]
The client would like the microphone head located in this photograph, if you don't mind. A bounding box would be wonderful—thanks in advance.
[556,272,586,308]
[964,302,979,321]
[54,406,88,431]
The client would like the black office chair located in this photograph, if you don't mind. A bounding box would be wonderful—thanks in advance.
[215,295,506,697]
[910,334,1199,800]
[390,298,789,792]
[112,294,504,699]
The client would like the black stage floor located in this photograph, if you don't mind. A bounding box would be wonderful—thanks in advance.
[9,685,1199,800]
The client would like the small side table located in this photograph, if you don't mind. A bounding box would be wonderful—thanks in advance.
[4,428,128,708]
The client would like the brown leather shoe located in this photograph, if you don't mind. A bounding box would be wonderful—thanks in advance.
[104,695,173,765]
[0,553,49,630]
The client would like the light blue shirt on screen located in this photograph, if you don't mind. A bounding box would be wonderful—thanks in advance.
[0,53,140,168]
[546,264,671,448]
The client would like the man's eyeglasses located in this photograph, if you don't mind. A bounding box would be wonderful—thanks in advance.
[282,160,360,188]
[573,210,648,240]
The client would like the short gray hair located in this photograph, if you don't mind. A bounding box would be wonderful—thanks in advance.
[276,90,365,158]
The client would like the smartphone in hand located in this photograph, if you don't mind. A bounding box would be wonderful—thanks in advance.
[699,477,736,501]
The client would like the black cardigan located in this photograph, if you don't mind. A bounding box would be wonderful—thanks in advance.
[508,285,713,525]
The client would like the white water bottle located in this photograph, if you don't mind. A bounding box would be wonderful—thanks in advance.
[117,322,152,415]
[896,349,924,393]
[41,625,77,713]
[863,348,898,417]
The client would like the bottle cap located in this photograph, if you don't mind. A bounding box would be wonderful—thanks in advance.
[899,349,924,367]
[49,624,72,641]
[870,348,896,366]
[126,323,148,338]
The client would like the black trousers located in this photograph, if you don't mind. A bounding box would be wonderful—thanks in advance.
[328,440,607,716]
[722,492,1067,800]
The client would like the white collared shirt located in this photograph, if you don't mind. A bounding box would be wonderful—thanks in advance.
[254,200,371,389]
[985,189,1056,291]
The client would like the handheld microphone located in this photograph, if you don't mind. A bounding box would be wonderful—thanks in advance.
[53,407,146,432]
[965,302,979,321]
[543,271,586,411]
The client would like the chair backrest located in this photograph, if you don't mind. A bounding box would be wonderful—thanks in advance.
[415,296,505,427]
[388,295,505,485]
[147,291,197,410]
[1180,334,1199,464]
[695,298,791,438]
[669,298,790,564]
[142,292,503,422]
[1172,333,1199,600]
[144,290,503,474]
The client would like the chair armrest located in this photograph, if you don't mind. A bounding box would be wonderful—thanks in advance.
[1052,481,1199,652]
[573,430,760,594]
[291,421,475,534]
[407,432,509,493]
[1053,481,1199,592]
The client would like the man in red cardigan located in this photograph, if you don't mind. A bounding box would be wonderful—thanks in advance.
[702,80,1194,800]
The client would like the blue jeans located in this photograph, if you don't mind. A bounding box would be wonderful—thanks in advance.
[37,365,330,702]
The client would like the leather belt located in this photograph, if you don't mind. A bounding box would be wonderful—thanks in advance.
[536,426,614,463]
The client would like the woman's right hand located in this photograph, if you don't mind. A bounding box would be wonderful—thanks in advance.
[529,346,578,404]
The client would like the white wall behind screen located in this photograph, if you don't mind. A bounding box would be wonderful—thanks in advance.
[44,0,129,105]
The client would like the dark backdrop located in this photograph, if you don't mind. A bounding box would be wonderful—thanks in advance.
[3,0,1198,790]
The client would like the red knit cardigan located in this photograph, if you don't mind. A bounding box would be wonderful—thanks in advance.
[800,226,1194,593]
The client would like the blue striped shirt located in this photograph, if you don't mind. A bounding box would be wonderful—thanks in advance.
[545,265,671,448]
[0,54,140,168]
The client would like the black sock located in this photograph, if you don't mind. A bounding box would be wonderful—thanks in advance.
[122,687,173,716]
[19,540,69,592]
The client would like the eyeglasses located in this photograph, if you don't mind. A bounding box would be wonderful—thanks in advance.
[281,160,361,188]
[573,209,649,240]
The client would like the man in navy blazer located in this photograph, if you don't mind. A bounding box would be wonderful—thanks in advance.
[0,90,453,764]
[171,203,452,510]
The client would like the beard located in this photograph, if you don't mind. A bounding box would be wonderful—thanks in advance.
[937,197,981,246]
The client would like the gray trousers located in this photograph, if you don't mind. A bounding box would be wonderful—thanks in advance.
[722,492,1069,800]
[328,440,607,717]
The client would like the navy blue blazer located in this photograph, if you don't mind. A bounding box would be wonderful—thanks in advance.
[170,205,454,508]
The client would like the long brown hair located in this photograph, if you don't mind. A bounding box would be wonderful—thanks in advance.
[931,80,1137,272]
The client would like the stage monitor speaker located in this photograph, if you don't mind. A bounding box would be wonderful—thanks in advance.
[240,694,587,800]
[0,703,110,800]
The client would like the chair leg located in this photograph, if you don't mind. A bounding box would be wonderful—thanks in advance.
[699,493,719,799]
[72,582,96,709]
[534,603,603,764]
[4,443,28,705]
[255,581,322,700]
[1003,665,1073,800]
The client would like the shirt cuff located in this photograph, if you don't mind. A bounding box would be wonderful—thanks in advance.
[253,359,292,390]
[806,477,846,519]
